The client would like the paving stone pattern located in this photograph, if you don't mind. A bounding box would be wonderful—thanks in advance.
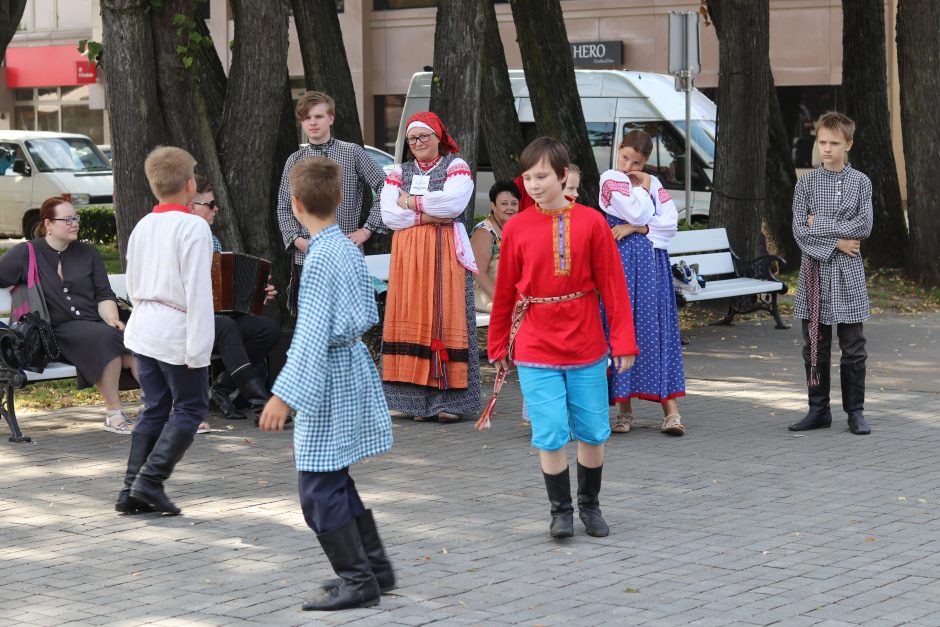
[1,313,939,626]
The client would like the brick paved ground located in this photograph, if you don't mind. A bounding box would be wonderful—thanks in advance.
[1,312,939,626]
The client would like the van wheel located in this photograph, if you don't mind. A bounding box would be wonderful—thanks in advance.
[22,212,39,239]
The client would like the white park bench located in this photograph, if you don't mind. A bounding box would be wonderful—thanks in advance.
[365,254,491,328]
[667,228,789,329]
[0,274,127,442]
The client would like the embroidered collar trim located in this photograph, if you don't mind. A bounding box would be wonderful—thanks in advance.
[416,154,443,172]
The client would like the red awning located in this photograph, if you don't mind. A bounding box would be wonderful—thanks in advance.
[6,45,96,88]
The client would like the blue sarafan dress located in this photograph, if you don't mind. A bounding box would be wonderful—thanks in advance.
[599,170,686,404]
[271,224,392,472]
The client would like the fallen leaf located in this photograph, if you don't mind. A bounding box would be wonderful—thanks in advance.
[243,438,253,444]
[898,496,908,502]
[257,480,269,487]
[866,537,876,542]
[624,587,640,593]
[440,548,448,554]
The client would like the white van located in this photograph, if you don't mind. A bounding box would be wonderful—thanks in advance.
[395,70,717,220]
[0,131,114,238]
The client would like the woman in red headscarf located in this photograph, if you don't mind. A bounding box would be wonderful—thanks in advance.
[379,112,480,422]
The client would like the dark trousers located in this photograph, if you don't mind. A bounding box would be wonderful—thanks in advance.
[134,354,209,436]
[801,320,867,369]
[290,263,304,316]
[298,468,366,534]
[213,313,280,376]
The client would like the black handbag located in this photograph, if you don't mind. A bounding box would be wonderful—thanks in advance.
[6,311,61,372]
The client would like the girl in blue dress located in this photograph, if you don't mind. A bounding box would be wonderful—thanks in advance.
[600,130,686,435]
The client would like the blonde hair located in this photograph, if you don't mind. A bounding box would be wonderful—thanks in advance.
[144,146,196,199]
[815,111,856,142]
[290,157,341,218]
[295,91,336,120]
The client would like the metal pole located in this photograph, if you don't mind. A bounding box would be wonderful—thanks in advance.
[684,72,692,226]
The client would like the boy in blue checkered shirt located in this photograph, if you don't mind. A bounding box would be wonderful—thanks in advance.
[789,112,873,436]
[259,157,394,611]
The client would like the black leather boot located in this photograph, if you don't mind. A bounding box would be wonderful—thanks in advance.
[232,366,269,417]
[115,431,159,514]
[210,372,247,420]
[789,363,832,431]
[129,423,194,515]
[577,463,609,537]
[842,364,870,435]
[302,519,381,611]
[543,467,574,539]
[321,509,396,594]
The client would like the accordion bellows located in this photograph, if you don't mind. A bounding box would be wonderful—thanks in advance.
[211,252,271,315]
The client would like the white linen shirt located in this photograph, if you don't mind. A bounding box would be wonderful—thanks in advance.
[124,208,215,368]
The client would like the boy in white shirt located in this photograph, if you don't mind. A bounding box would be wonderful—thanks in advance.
[115,146,215,516]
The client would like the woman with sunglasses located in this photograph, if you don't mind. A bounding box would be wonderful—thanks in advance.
[379,111,479,423]
[0,197,140,433]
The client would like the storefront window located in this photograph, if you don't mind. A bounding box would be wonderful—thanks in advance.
[14,106,35,131]
[10,87,105,144]
[37,105,58,132]
[62,106,105,144]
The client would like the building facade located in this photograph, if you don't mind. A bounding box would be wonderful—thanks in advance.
[2,0,902,176]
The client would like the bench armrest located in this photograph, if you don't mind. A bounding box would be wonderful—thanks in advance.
[730,252,789,293]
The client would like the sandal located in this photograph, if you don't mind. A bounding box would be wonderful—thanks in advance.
[103,411,134,435]
[661,413,685,436]
[196,421,211,434]
[437,412,461,424]
[611,413,634,434]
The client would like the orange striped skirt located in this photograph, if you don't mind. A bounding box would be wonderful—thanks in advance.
[382,223,469,389]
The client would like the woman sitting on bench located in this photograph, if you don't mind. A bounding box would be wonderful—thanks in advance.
[0,197,140,434]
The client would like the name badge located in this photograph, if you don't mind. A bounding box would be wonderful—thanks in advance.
[409,175,431,196]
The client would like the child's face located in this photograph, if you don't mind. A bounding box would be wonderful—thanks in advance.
[301,103,335,144]
[521,158,566,207]
[618,147,648,173]
[563,172,581,199]
[816,127,852,171]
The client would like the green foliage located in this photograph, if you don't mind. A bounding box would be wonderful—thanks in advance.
[77,206,117,246]
[77,39,103,64]
[172,0,212,71]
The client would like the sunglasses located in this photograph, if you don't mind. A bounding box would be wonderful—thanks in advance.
[192,200,220,210]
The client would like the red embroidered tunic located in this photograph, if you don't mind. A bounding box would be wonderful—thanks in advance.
[488,201,639,366]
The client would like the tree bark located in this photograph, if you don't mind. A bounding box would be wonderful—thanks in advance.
[763,75,799,262]
[480,0,525,184]
[509,0,599,208]
[150,0,242,251]
[429,0,486,222]
[101,0,169,264]
[0,1,27,62]
[844,0,909,268]
[896,0,940,286]
[218,0,290,261]
[291,0,363,145]
[704,0,769,259]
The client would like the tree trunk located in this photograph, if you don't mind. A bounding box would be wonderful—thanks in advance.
[763,75,799,262]
[896,0,940,286]
[217,0,290,261]
[705,0,769,259]
[291,0,363,145]
[844,0,909,268]
[0,1,27,62]
[101,0,169,264]
[509,0,599,208]
[429,0,486,222]
[480,0,525,184]
[150,0,242,251]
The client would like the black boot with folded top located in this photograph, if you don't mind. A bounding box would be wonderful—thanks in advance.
[303,519,381,611]
[128,423,193,515]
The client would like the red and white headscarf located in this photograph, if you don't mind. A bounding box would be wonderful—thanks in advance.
[406,112,461,155]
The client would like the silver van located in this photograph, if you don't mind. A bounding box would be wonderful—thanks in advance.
[395,70,716,220]
[0,131,114,238]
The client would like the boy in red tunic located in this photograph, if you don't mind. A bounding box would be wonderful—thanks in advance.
[489,137,638,539]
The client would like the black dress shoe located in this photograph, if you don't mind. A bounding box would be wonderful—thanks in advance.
[210,387,248,420]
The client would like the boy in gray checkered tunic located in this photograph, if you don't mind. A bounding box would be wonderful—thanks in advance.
[259,157,394,611]
[789,112,872,435]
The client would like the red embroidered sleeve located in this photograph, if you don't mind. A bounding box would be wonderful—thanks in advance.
[658,187,672,204]
[600,179,632,210]
[385,171,403,188]
[446,163,472,178]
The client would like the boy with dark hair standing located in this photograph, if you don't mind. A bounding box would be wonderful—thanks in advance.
[275,91,386,312]
[789,112,873,435]
[260,156,394,611]
[116,146,215,515]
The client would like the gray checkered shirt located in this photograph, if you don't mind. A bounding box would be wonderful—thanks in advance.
[792,165,873,325]
[276,139,386,266]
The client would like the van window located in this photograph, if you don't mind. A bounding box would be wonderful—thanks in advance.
[0,143,27,175]
[25,137,111,173]
[621,121,709,192]
[520,122,615,174]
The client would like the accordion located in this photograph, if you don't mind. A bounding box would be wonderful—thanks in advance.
[211,252,271,315]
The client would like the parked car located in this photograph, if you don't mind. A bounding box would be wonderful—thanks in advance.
[396,70,717,221]
[0,131,113,238]
[364,145,395,175]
